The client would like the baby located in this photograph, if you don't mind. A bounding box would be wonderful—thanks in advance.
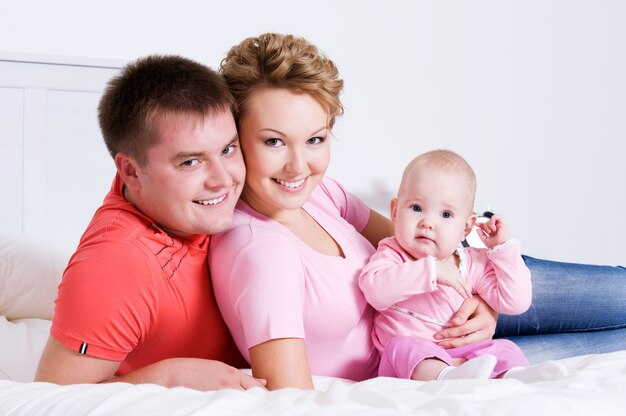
[359,149,566,382]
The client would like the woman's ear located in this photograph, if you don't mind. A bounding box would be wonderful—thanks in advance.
[115,152,140,191]
[464,214,477,237]
[390,198,398,224]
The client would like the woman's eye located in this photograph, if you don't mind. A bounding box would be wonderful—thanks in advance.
[442,211,452,219]
[265,138,283,147]
[181,159,199,167]
[308,136,325,145]
[410,204,421,212]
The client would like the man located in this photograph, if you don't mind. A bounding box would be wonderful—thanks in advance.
[35,55,264,390]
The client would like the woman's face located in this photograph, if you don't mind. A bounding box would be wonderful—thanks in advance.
[238,88,331,219]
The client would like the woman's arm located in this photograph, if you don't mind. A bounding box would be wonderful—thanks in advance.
[360,209,394,247]
[434,295,498,348]
[249,338,314,390]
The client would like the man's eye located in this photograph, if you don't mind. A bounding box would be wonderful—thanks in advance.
[181,159,199,167]
[442,211,452,219]
[222,144,236,155]
[410,204,421,212]
[265,138,283,147]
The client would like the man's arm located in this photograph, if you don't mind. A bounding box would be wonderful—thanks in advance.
[36,336,265,390]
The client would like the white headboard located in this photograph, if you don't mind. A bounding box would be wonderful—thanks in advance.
[0,54,124,251]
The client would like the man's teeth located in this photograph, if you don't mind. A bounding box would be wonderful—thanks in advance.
[275,178,305,189]
[196,195,226,205]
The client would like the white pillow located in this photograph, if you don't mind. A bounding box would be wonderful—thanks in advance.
[0,317,51,381]
[0,234,70,320]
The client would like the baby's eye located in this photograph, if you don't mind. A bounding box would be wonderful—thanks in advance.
[410,204,422,212]
[265,138,284,147]
[441,211,453,219]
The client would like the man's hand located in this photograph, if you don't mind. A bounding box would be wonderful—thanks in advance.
[475,215,510,249]
[145,358,266,391]
[36,336,266,391]
[434,295,497,348]
[436,256,471,299]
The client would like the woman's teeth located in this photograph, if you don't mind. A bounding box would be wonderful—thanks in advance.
[274,178,305,189]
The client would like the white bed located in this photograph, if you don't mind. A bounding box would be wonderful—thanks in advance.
[1,233,626,416]
[0,351,625,415]
[2,54,626,415]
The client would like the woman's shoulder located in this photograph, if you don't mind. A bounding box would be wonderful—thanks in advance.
[312,176,346,201]
[309,176,370,229]
[210,202,293,252]
[309,176,353,212]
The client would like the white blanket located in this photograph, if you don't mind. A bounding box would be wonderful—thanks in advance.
[1,350,625,415]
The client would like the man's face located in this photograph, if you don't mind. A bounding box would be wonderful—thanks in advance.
[128,110,245,238]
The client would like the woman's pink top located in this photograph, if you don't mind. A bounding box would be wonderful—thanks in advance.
[208,177,379,381]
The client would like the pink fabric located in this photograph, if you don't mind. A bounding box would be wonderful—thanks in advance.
[379,336,529,379]
[209,177,379,381]
[359,237,532,353]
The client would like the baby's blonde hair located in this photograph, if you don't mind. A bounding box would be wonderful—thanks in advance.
[400,149,477,211]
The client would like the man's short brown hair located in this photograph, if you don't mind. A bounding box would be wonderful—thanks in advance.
[98,55,235,164]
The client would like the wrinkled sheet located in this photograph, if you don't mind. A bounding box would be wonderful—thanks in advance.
[1,350,625,415]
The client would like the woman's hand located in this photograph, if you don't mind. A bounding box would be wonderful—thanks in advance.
[434,295,498,348]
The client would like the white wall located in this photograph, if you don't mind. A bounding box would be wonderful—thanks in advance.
[1,0,624,265]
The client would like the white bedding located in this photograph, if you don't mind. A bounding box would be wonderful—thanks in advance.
[2,236,626,415]
[0,350,625,415]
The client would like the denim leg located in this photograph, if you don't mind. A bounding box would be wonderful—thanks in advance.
[494,255,626,361]
[496,255,626,336]
[504,328,626,364]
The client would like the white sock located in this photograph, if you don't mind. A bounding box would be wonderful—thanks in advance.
[503,360,569,383]
[437,355,497,380]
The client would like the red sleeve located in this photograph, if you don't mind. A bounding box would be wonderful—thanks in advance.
[51,240,157,361]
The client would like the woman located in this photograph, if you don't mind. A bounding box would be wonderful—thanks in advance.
[209,33,626,390]
[209,33,498,390]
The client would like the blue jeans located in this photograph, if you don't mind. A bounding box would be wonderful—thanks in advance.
[495,256,626,364]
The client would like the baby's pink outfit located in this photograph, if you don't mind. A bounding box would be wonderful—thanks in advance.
[359,236,532,378]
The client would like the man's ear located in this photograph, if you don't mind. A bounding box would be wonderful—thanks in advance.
[390,198,398,224]
[464,214,477,237]
[115,152,140,191]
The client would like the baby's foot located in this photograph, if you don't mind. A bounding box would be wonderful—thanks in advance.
[437,354,497,380]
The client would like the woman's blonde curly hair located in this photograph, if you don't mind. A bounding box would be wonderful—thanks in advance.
[220,33,344,128]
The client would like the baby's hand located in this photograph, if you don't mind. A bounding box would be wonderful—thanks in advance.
[435,257,471,299]
[476,214,510,249]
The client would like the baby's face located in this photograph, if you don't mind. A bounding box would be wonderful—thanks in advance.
[391,167,475,260]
